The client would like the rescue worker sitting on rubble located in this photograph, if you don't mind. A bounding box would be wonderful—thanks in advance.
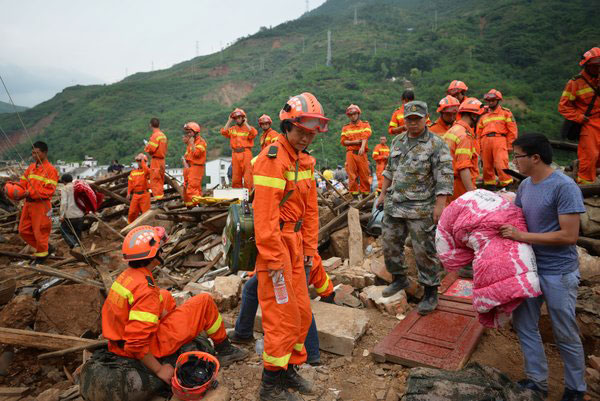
[101,225,248,386]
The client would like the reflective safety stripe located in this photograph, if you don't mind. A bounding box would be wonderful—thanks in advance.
[577,176,594,185]
[191,196,203,202]
[154,195,164,199]
[396,114,404,120]
[28,174,57,186]
[316,275,331,294]
[156,135,167,142]
[576,87,594,96]
[111,281,134,305]
[499,179,513,185]
[230,131,249,137]
[20,175,26,180]
[130,171,145,176]
[484,180,497,185]
[159,293,164,302]
[206,313,223,335]
[129,310,159,323]
[481,116,509,125]
[351,191,359,195]
[263,351,291,367]
[343,128,372,135]
[373,151,379,155]
[389,122,398,127]
[293,343,304,352]
[251,156,258,166]
[254,175,286,189]
[443,133,460,144]
[34,251,49,257]
[284,170,313,181]
[455,148,473,156]
[196,145,206,150]
[561,91,576,101]
[148,142,158,147]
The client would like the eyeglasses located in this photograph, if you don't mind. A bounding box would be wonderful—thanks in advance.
[513,153,530,159]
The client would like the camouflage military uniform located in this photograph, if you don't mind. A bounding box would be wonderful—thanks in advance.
[382,127,453,286]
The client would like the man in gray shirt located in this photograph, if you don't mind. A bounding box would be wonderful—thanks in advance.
[59,174,84,249]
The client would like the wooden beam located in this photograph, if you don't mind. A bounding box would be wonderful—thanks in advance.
[0,327,98,351]
[578,236,600,256]
[90,183,130,205]
[549,139,577,152]
[38,339,108,360]
[26,264,104,288]
[580,184,600,197]
[164,174,184,199]
[316,171,346,200]
[186,251,223,286]
[120,208,160,235]
[348,207,364,266]
[89,213,124,239]
[92,170,131,186]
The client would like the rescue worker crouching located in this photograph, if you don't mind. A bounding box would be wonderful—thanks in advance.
[259,114,281,149]
[101,225,248,386]
[127,153,151,224]
[183,122,207,206]
[252,92,328,401]
[341,104,372,198]
[221,108,257,189]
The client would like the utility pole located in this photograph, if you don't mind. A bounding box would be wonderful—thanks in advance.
[354,6,358,25]
[306,0,309,13]
[326,30,332,67]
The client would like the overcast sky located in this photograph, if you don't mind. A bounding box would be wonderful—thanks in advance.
[0,0,327,107]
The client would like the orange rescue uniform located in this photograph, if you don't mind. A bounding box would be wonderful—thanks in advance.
[372,144,390,191]
[388,108,406,136]
[260,128,281,149]
[308,253,333,298]
[477,106,517,187]
[221,125,257,189]
[19,160,58,258]
[187,135,207,205]
[182,141,193,207]
[102,266,226,359]
[429,117,452,136]
[444,120,479,203]
[559,70,600,184]
[144,130,168,200]
[252,137,318,371]
[127,161,151,223]
[341,120,372,195]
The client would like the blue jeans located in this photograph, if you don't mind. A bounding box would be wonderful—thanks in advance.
[512,271,586,392]
[234,268,320,363]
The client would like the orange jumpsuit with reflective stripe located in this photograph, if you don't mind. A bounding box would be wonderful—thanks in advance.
[388,108,406,135]
[477,107,517,186]
[559,70,600,184]
[444,120,479,203]
[341,120,372,195]
[187,135,207,205]
[102,267,226,359]
[127,161,151,223]
[221,124,257,189]
[260,128,281,150]
[371,144,390,191]
[252,136,318,371]
[183,142,193,207]
[308,253,333,298]
[18,160,58,258]
[144,130,168,200]
[429,117,452,136]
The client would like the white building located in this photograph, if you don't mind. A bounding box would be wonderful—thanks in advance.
[82,156,98,168]
[165,168,184,185]
[205,158,231,189]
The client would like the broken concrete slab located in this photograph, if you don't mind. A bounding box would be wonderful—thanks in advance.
[348,207,364,266]
[322,257,342,271]
[256,300,369,356]
[0,294,37,330]
[370,256,392,283]
[360,285,408,316]
[212,275,242,311]
[331,260,375,290]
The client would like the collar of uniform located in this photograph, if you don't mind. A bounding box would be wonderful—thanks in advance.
[454,119,475,136]
[580,69,598,85]
[349,120,362,126]
[436,118,450,130]
[35,159,50,168]
[279,135,299,160]
[404,128,431,143]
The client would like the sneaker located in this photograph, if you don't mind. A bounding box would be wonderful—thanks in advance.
[560,388,585,401]
[227,329,255,345]
[517,379,548,398]
[214,338,249,367]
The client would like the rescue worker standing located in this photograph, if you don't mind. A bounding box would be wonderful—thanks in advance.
[144,118,168,201]
[181,133,193,207]
[447,80,469,104]
[127,154,151,224]
[388,90,415,135]
[377,101,453,315]
[259,114,281,149]
[102,225,247,386]
[341,104,372,198]
[18,141,58,264]
[221,108,257,189]
[252,92,328,401]
[559,47,600,185]
[478,89,518,188]
[183,122,207,205]
[429,95,460,136]
[372,136,390,192]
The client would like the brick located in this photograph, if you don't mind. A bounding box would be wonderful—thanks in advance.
[332,260,375,290]
[360,285,408,316]
[322,257,342,271]
[589,355,600,372]
[182,276,242,311]
[370,256,392,283]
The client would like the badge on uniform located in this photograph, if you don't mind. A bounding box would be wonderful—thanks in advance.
[411,105,417,112]
[146,276,155,288]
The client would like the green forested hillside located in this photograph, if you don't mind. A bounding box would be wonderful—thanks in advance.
[0,0,595,168]
[0,101,27,114]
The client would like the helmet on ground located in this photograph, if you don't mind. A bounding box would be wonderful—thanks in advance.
[483,89,503,101]
[183,122,201,133]
[447,80,469,94]
[258,114,272,124]
[580,47,600,66]
[171,351,220,401]
[345,104,361,116]
[4,182,25,201]
[230,108,246,119]
[122,225,165,261]
[279,92,329,133]
[436,95,460,113]
[458,97,485,115]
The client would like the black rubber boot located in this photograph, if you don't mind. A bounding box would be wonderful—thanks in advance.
[214,338,248,367]
[417,286,439,315]
[319,292,335,304]
[259,370,300,401]
[283,364,314,394]
[382,275,410,297]
[560,388,584,401]
[227,329,255,345]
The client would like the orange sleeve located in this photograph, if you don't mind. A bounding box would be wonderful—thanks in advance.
[309,254,333,297]
[454,136,475,172]
[19,165,31,190]
[558,79,586,123]
[160,289,177,315]
[388,110,398,135]
[192,138,206,159]
[144,133,158,155]
[30,166,58,200]
[220,128,231,138]
[361,122,372,140]
[505,109,518,149]
[252,156,287,270]
[301,165,319,256]
[340,130,347,147]
[123,286,161,359]
[248,126,258,140]
[127,172,133,195]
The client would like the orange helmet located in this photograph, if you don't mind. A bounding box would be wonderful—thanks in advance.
[483,89,503,101]
[345,104,361,116]
[122,225,166,261]
[436,95,460,113]
[135,153,148,163]
[580,47,600,66]
[447,80,468,95]
[4,182,26,201]
[279,92,329,133]
[230,108,246,119]
[183,122,201,133]
[258,114,272,124]
[458,97,485,115]
[171,351,220,401]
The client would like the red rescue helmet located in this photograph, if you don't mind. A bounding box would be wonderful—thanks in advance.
[4,182,26,201]
[171,351,220,401]
[580,47,600,66]
[483,89,503,101]
[279,92,329,133]
[183,122,201,133]
[447,80,468,95]
[122,225,166,261]
[258,114,272,124]
[458,97,485,115]
[436,95,460,113]
[230,108,246,119]
[345,104,361,116]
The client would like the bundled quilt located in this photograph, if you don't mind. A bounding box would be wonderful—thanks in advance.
[74,180,104,214]
[435,189,541,327]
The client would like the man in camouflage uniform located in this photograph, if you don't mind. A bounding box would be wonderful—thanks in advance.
[376,101,453,315]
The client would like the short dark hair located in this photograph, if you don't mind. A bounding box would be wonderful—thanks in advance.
[128,258,154,268]
[60,174,73,183]
[33,141,48,153]
[150,118,160,128]
[402,90,415,101]
[512,133,553,165]
[280,120,294,134]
